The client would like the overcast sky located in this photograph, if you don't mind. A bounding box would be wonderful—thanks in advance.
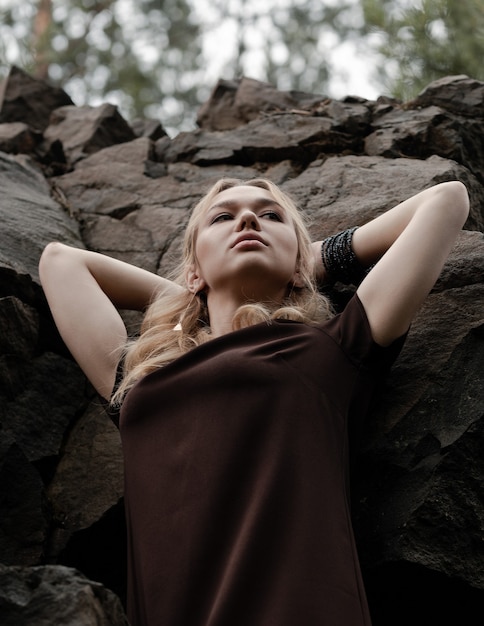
[192,0,382,101]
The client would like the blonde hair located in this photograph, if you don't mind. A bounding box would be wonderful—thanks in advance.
[112,178,333,405]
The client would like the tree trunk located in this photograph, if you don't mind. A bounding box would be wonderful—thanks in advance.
[32,0,53,80]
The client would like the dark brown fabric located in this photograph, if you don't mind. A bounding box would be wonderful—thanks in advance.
[118,294,405,626]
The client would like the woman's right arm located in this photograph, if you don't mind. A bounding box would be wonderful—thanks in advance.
[39,242,182,400]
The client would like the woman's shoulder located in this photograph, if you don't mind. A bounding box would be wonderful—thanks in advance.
[317,293,407,369]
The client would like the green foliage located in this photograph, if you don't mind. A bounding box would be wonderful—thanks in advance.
[0,0,359,132]
[215,0,356,95]
[1,0,482,133]
[0,0,203,132]
[360,0,484,99]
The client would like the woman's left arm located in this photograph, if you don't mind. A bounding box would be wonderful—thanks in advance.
[313,181,470,346]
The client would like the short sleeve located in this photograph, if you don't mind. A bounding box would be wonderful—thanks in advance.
[322,293,407,374]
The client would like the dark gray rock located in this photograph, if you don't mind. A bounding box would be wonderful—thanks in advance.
[0,151,82,290]
[281,154,484,234]
[47,402,124,543]
[0,69,483,625]
[166,111,361,165]
[0,564,129,625]
[131,116,167,140]
[0,444,46,565]
[43,103,136,165]
[0,66,73,132]
[412,74,484,118]
[365,104,484,186]
[197,76,325,130]
[0,122,41,155]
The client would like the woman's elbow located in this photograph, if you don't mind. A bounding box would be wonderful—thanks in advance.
[434,180,470,227]
[39,242,74,284]
[39,241,61,269]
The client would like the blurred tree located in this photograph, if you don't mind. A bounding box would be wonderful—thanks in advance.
[0,0,359,132]
[2,0,481,133]
[0,0,203,132]
[195,0,357,95]
[360,0,484,99]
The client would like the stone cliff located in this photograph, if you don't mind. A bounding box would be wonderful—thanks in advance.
[0,66,483,625]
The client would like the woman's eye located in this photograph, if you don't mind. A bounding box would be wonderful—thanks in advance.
[211,213,233,224]
[261,211,282,221]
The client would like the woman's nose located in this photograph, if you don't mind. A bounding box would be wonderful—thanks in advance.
[237,210,260,230]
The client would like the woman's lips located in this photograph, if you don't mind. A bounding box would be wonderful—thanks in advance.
[231,233,267,248]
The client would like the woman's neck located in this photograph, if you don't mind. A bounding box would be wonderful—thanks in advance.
[205,293,241,337]
[206,287,286,337]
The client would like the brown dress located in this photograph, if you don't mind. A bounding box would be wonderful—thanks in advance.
[117,294,405,626]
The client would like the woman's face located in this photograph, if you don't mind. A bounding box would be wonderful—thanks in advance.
[189,185,301,301]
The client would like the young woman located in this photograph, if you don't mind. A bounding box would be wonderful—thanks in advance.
[39,178,469,626]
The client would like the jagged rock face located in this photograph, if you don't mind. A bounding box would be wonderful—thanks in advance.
[0,564,129,626]
[0,66,483,625]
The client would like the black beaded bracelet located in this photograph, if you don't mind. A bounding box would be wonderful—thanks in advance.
[320,227,368,285]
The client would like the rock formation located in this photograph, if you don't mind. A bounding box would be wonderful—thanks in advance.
[0,564,128,626]
[0,65,483,625]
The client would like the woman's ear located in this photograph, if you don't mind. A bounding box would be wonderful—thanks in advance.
[186,264,207,294]
[291,268,305,289]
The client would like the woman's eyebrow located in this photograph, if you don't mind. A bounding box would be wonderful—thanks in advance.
[208,199,238,212]
[208,197,285,212]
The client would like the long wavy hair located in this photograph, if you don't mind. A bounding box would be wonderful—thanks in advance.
[111,178,333,405]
